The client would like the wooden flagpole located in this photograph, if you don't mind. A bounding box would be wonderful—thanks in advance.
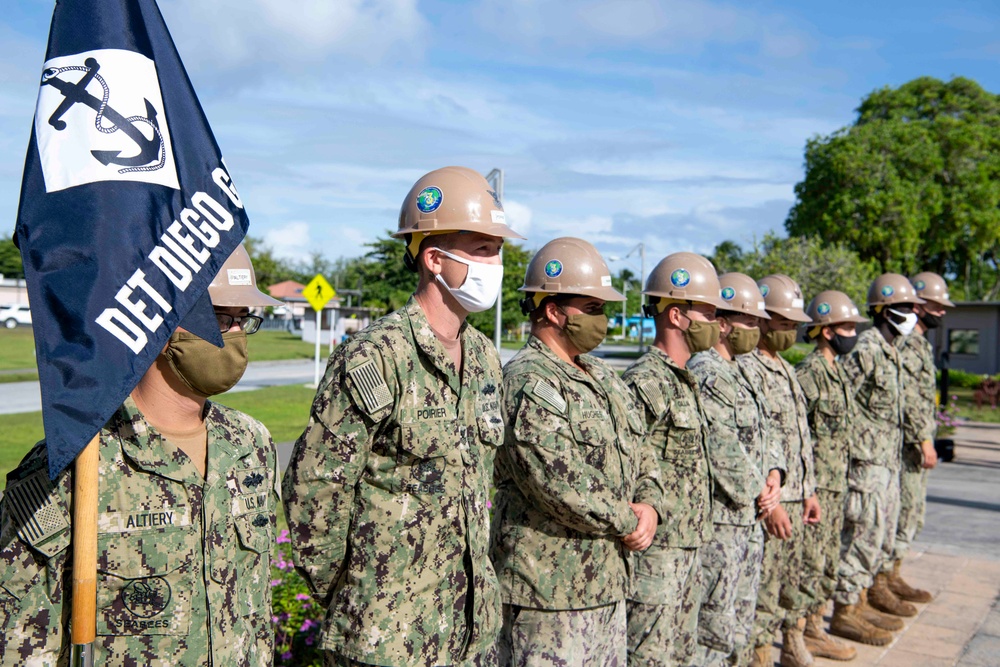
[71,434,100,667]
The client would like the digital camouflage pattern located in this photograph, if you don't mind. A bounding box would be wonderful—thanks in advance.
[282,297,504,667]
[693,523,763,666]
[801,488,844,611]
[688,348,785,527]
[834,473,900,605]
[730,526,765,666]
[752,500,806,648]
[893,332,936,562]
[839,327,904,471]
[739,350,816,503]
[626,549,701,667]
[740,350,816,650]
[688,347,783,663]
[622,347,711,667]
[499,602,627,667]
[0,397,277,667]
[796,349,855,611]
[796,349,855,493]
[838,326,905,586]
[491,336,666,611]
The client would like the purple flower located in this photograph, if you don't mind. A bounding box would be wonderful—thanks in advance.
[306,636,315,646]
[270,579,281,587]
[300,619,317,632]
[486,500,493,510]
[296,593,311,601]
[277,529,291,544]
[282,652,293,660]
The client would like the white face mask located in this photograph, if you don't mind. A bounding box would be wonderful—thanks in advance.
[432,247,504,313]
[888,308,918,336]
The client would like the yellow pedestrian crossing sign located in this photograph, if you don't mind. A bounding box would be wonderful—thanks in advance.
[304,274,336,311]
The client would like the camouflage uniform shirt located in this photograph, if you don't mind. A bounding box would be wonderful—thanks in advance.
[740,350,816,502]
[0,397,277,667]
[688,348,786,525]
[795,350,855,493]
[896,333,937,447]
[282,297,504,667]
[622,346,712,550]
[840,327,904,471]
[490,336,666,610]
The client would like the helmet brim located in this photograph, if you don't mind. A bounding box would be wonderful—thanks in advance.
[211,290,284,308]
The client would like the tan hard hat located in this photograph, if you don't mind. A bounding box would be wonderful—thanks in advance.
[718,272,770,319]
[643,252,728,309]
[910,272,955,307]
[520,237,625,307]
[394,166,524,258]
[806,290,867,326]
[208,244,283,307]
[867,273,925,307]
[758,274,812,323]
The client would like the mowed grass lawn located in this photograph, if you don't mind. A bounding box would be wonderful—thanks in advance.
[0,384,315,489]
[0,328,317,384]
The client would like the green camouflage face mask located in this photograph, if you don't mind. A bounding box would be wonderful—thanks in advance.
[764,328,797,353]
[163,330,248,397]
[727,325,760,355]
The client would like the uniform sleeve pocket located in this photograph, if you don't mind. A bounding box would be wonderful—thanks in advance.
[97,532,194,636]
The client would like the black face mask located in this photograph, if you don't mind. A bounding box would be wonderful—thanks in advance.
[920,312,943,330]
[829,333,858,356]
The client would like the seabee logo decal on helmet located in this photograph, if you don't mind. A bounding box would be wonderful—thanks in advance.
[817,302,831,316]
[881,285,895,297]
[721,286,736,301]
[760,284,770,297]
[914,280,926,290]
[544,259,563,278]
[670,268,691,288]
[416,186,442,213]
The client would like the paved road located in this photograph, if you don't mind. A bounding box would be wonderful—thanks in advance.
[0,343,645,415]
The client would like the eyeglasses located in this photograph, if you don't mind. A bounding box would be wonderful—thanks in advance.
[215,311,263,334]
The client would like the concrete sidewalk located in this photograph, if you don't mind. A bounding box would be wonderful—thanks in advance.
[796,420,1000,667]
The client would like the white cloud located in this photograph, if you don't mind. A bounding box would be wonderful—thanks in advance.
[160,0,429,72]
[263,221,313,261]
[502,199,533,237]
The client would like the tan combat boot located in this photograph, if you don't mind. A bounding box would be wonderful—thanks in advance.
[857,588,904,631]
[780,618,815,667]
[804,610,858,661]
[887,559,933,603]
[829,601,893,647]
[868,572,918,617]
[749,644,773,667]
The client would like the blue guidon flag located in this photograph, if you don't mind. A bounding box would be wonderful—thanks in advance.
[15,0,249,478]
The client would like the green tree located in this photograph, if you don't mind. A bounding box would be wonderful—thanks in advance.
[711,233,879,309]
[0,233,24,279]
[787,76,1000,300]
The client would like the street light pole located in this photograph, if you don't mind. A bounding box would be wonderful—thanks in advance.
[625,242,646,352]
[485,168,504,354]
[621,280,628,339]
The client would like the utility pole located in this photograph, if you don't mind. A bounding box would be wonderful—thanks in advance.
[485,168,505,353]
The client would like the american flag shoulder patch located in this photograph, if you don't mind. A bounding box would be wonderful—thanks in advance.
[4,470,69,546]
[348,359,393,414]
[530,379,567,414]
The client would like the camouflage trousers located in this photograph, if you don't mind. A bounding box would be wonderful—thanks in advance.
[696,523,764,667]
[627,546,702,667]
[498,601,626,667]
[752,501,808,649]
[891,445,928,563]
[800,489,845,612]
[325,648,497,667]
[834,464,900,605]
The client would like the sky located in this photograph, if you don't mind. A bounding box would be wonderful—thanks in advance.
[2,0,1000,274]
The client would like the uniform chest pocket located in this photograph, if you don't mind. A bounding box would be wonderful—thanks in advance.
[815,399,844,435]
[867,373,896,416]
[97,530,195,636]
[396,417,455,495]
[229,465,274,555]
[665,408,702,461]
[570,419,609,470]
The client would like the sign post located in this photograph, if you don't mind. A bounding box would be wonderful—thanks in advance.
[303,274,335,387]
